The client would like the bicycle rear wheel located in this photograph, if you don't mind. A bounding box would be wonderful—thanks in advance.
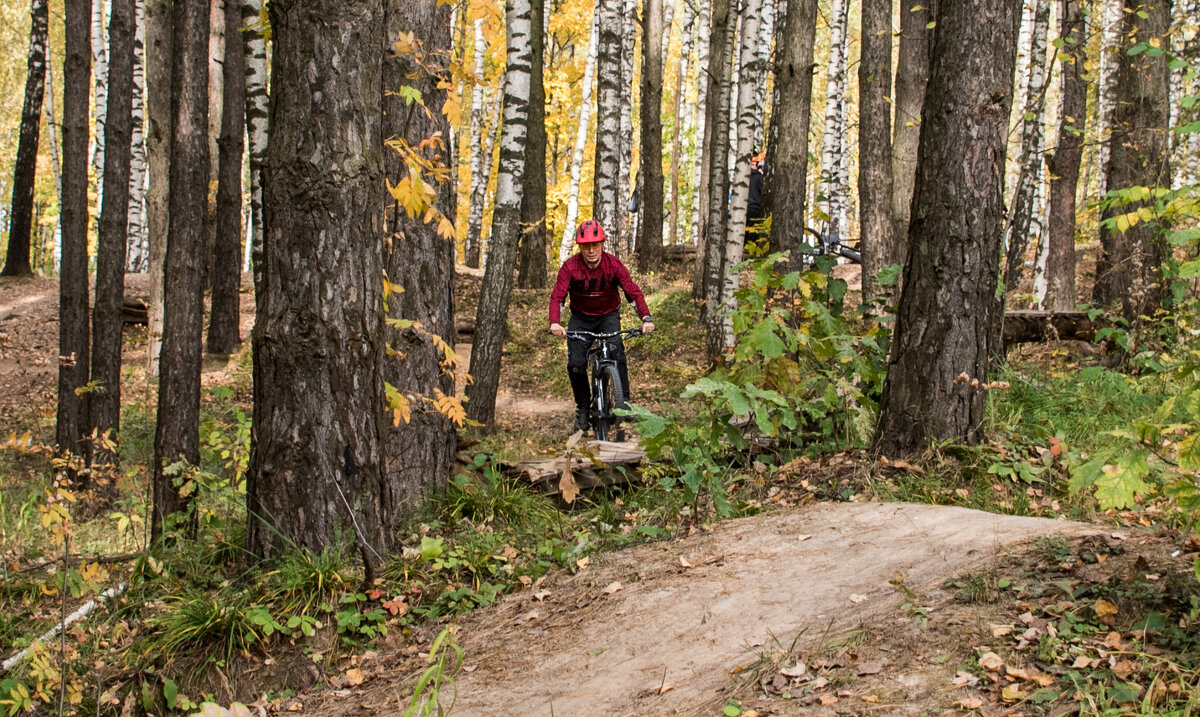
[592,363,626,442]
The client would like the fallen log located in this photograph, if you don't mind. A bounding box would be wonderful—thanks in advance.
[123,296,149,325]
[1003,310,1108,346]
[508,440,645,496]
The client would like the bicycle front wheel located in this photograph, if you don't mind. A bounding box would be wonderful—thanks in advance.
[592,363,627,442]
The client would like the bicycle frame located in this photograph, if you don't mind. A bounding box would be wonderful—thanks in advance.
[564,327,641,441]
[803,227,861,264]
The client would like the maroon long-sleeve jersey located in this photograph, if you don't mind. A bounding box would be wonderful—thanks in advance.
[548,252,651,325]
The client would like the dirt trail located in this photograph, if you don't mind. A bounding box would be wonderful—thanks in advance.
[328,502,1098,716]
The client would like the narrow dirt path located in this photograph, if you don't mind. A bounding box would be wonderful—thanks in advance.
[321,502,1098,716]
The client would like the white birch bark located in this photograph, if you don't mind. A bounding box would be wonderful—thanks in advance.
[242,0,269,280]
[560,15,599,261]
[1171,0,1199,187]
[465,18,488,268]
[667,0,694,246]
[818,0,849,240]
[91,0,109,221]
[594,0,624,252]
[618,0,637,253]
[1095,0,1122,195]
[126,0,147,272]
[44,48,63,274]
[753,0,775,147]
[689,0,712,246]
[720,0,763,349]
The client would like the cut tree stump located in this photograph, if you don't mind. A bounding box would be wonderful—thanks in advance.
[507,440,645,495]
[1003,310,1108,346]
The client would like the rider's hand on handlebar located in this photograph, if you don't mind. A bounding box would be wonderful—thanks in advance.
[641,321,655,334]
[550,322,566,338]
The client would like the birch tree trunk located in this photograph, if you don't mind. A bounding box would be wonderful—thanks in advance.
[753,0,775,147]
[636,0,665,271]
[701,0,734,358]
[818,0,850,241]
[891,0,932,253]
[1095,0,1122,195]
[144,0,170,376]
[689,0,712,253]
[618,0,636,254]
[45,48,63,274]
[858,0,896,308]
[594,0,623,252]
[91,0,108,222]
[874,0,1021,457]
[465,18,488,268]
[667,0,693,247]
[466,0,533,428]
[242,0,268,284]
[1003,0,1051,293]
[762,0,817,274]
[517,0,548,289]
[560,15,598,261]
[125,0,148,273]
[1,0,49,277]
[58,0,92,467]
[716,0,763,351]
[89,0,134,470]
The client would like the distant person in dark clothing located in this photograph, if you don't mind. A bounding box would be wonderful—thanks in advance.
[746,149,765,244]
[549,220,655,432]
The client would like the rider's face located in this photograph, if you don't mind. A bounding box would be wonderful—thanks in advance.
[579,242,603,267]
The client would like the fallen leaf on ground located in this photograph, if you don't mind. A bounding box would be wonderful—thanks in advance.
[979,652,1004,671]
[861,695,879,703]
[952,671,978,687]
[810,676,829,689]
[1001,684,1025,701]
[1071,655,1095,669]
[1104,631,1126,649]
[955,697,984,710]
[603,581,623,595]
[533,589,551,601]
[658,683,675,695]
[817,694,839,706]
[559,467,579,504]
[849,593,868,604]
[679,556,693,568]
[1005,665,1039,681]
[990,624,1013,637]
[1112,659,1137,678]
[344,668,365,687]
[1095,599,1119,617]
[796,534,812,541]
[857,660,884,675]
[521,610,540,622]
[780,661,806,678]
[518,575,532,586]
[575,557,590,570]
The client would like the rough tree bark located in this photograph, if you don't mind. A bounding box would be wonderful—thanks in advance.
[858,0,896,308]
[125,0,148,273]
[466,0,533,428]
[1094,0,1171,323]
[874,0,1021,457]
[381,0,458,518]
[152,0,209,537]
[207,0,245,356]
[891,0,933,254]
[2,0,49,277]
[559,14,598,262]
[636,0,665,271]
[143,0,171,376]
[818,0,850,241]
[247,0,388,558]
[618,0,636,254]
[517,0,548,289]
[701,0,733,359]
[242,0,268,284]
[1043,0,1085,312]
[762,0,817,274]
[89,0,135,470]
[57,0,92,465]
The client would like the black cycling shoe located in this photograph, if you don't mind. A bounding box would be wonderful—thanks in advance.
[573,409,591,432]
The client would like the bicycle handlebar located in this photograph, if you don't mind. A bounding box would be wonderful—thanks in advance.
[562,327,644,341]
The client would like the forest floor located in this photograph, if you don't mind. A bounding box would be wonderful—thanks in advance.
[1,265,1196,716]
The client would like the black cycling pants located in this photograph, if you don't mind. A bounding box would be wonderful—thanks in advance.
[566,310,630,412]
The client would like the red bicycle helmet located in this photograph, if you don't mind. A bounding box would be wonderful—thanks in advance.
[575,220,606,244]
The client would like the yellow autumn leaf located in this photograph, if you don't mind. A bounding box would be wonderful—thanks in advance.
[1095,599,1118,617]
[344,667,365,687]
[432,389,467,426]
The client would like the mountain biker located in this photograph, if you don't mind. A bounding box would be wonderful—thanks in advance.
[549,220,655,432]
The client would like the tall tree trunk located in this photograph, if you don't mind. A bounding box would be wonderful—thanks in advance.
[381,0,457,519]
[890,0,933,256]
[465,0,533,428]
[701,0,734,360]
[89,0,135,470]
[858,0,896,307]
[465,18,488,269]
[517,0,548,289]
[91,0,109,222]
[618,0,636,254]
[2,0,49,277]
[58,0,92,466]
[715,0,763,350]
[143,0,171,376]
[1003,0,1051,293]
[874,0,1021,457]
[753,0,775,149]
[242,0,268,286]
[594,0,623,254]
[207,0,245,356]
[636,0,665,271]
[559,14,598,262]
[689,0,711,255]
[45,48,64,275]
[1095,0,1122,195]
[667,0,694,247]
[762,0,817,274]
[153,0,209,537]
[1094,0,1171,323]
[818,0,850,241]
[126,0,148,273]
[1042,0,1085,311]
[247,0,388,558]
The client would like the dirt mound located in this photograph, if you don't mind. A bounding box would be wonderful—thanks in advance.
[316,502,1098,716]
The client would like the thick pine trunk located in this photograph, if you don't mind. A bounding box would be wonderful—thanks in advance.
[636,0,665,271]
[594,0,623,253]
[701,0,733,359]
[247,0,388,558]
[466,0,533,428]
[153,0,209,536]
[858,0,896,307]
[762,0,817,274]
[125,0,148,273]
[2,0,49,277]
[58,0,92,465]
[207,0,245,356]
[381,0,457,518]
[143,0,171,376]
[242,0,268,284]
[89,0,135,470]
[559,15,598,262]
[465,18,488,269]
[818,0,850,241]
[517,0,548,289]
[890,0,932,251]
[874,0,1020,457]
[1043,0,1085,312]
[1094,0,1171,323]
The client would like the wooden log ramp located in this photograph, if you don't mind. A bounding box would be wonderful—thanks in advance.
[499,434,647,501]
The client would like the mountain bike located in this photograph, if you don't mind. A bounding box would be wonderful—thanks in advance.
[803,227,862,264]
[564,327,642,441]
